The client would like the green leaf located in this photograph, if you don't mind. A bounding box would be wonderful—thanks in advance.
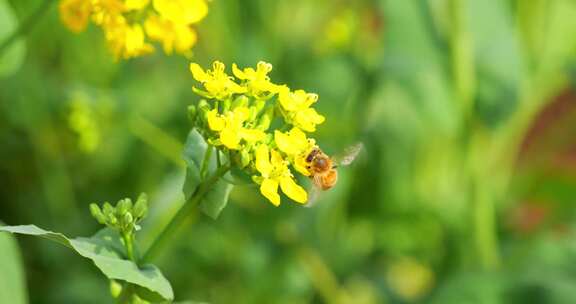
[182,129,209,197]
[0,225,174,302]
[0,226,28,304]
[199,180,234,219]
[182,129,234,219]
[0,0,25,77]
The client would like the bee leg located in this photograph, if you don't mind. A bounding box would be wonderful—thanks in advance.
[332,165,338,169]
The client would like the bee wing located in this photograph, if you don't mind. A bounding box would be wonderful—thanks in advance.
[333,142,364,166]
[304,176,323,207]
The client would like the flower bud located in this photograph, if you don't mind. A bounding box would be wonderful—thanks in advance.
[89,203,106,224]
[102,202,115,217]
[231,95,249,109]
[110,280,123,298]
[133,193,148,220]
[257,107,274,130]
[123,212,134,228]
[240,149,251,168]
[116,199,132,216]
[187,105,197,123]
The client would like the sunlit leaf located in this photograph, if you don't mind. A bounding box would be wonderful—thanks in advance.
[0,225,174,302]
[0,225,28,304]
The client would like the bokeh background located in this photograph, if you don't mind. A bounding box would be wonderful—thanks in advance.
[2,0,576,303]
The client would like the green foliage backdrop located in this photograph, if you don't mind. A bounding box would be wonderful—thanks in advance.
[2,0,576,303]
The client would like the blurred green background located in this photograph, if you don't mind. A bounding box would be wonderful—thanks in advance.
[2,0,576,303]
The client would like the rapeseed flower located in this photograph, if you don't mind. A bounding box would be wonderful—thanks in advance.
[232,61,280,98]
[278,88,325,132]
[189,61,326,206]
[59,0,209,59]
[254,144,307,205]
[190,62,246,100]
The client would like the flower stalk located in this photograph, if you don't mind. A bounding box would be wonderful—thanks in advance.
[141,162,231,263]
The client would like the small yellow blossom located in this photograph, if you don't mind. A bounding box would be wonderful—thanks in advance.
[59,0,92,33]
[274,128,315,175]
[105,19,154,59]
[59,0,208,59]
[279,88,325,132]
[232,61,280,98]
[91,0,125,26]
[153,0,208,25]
[145,15,197,55]
[188,61,328,207]
[190,62,246,100]
[255,144,307,206]
[207,107,265,150]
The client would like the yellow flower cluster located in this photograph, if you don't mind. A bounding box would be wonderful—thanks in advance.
[189,61,326,206]
[59,0,208,59]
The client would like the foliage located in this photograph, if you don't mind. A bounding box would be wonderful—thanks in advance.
[1,0,576,303]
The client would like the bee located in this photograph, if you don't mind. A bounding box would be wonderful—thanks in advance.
[305,142,363,204]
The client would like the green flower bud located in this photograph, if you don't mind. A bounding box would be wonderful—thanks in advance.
[198,99,210,111]
[254,99,266,113]
[240,149,251,168]
[110,280,123,298]
[231,95,249,109]
[222,98,231,111]
[133,193,148,220]
[187,105,197,123]
[123,212,134,229]
[116,198,132,216]
[257,107,274,131]
[89,203,106,224]
[108,214,118,226]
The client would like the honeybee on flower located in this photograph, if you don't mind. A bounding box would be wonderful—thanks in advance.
[187,60,358,207]
[58,0,209,59]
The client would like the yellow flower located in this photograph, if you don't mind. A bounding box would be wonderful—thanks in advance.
[232,61,280,98]
[125,0,150,10]
[104,18,154,59]
[278,88,325,132]
[91,0,125,26]
[190,62,246,100]
[153,0,208,25]
[59,0,92,33]
[145,15,197,55]
[274,128,315,175]
[255,144,307,206]
[207,107,266,150]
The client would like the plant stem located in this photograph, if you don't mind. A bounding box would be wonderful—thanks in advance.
[141,164,231,263]
[0,0,56,56]
[122,232,136,262]
[200,145,213,179]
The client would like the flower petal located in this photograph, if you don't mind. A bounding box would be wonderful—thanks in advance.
[255,144,272,176]
[190,63,209,82]
[240,128,266,142]
[207,109,225,131]
[280,176,307,204]
[274,130,296,155]
[260,178,280,206]
[220,127,240,149]
[232,63,247,80]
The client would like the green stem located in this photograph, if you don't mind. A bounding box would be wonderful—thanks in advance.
[141,164,231,263]
[122,233,136,262]
[0,0,56,56]
[200,145,213,179]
